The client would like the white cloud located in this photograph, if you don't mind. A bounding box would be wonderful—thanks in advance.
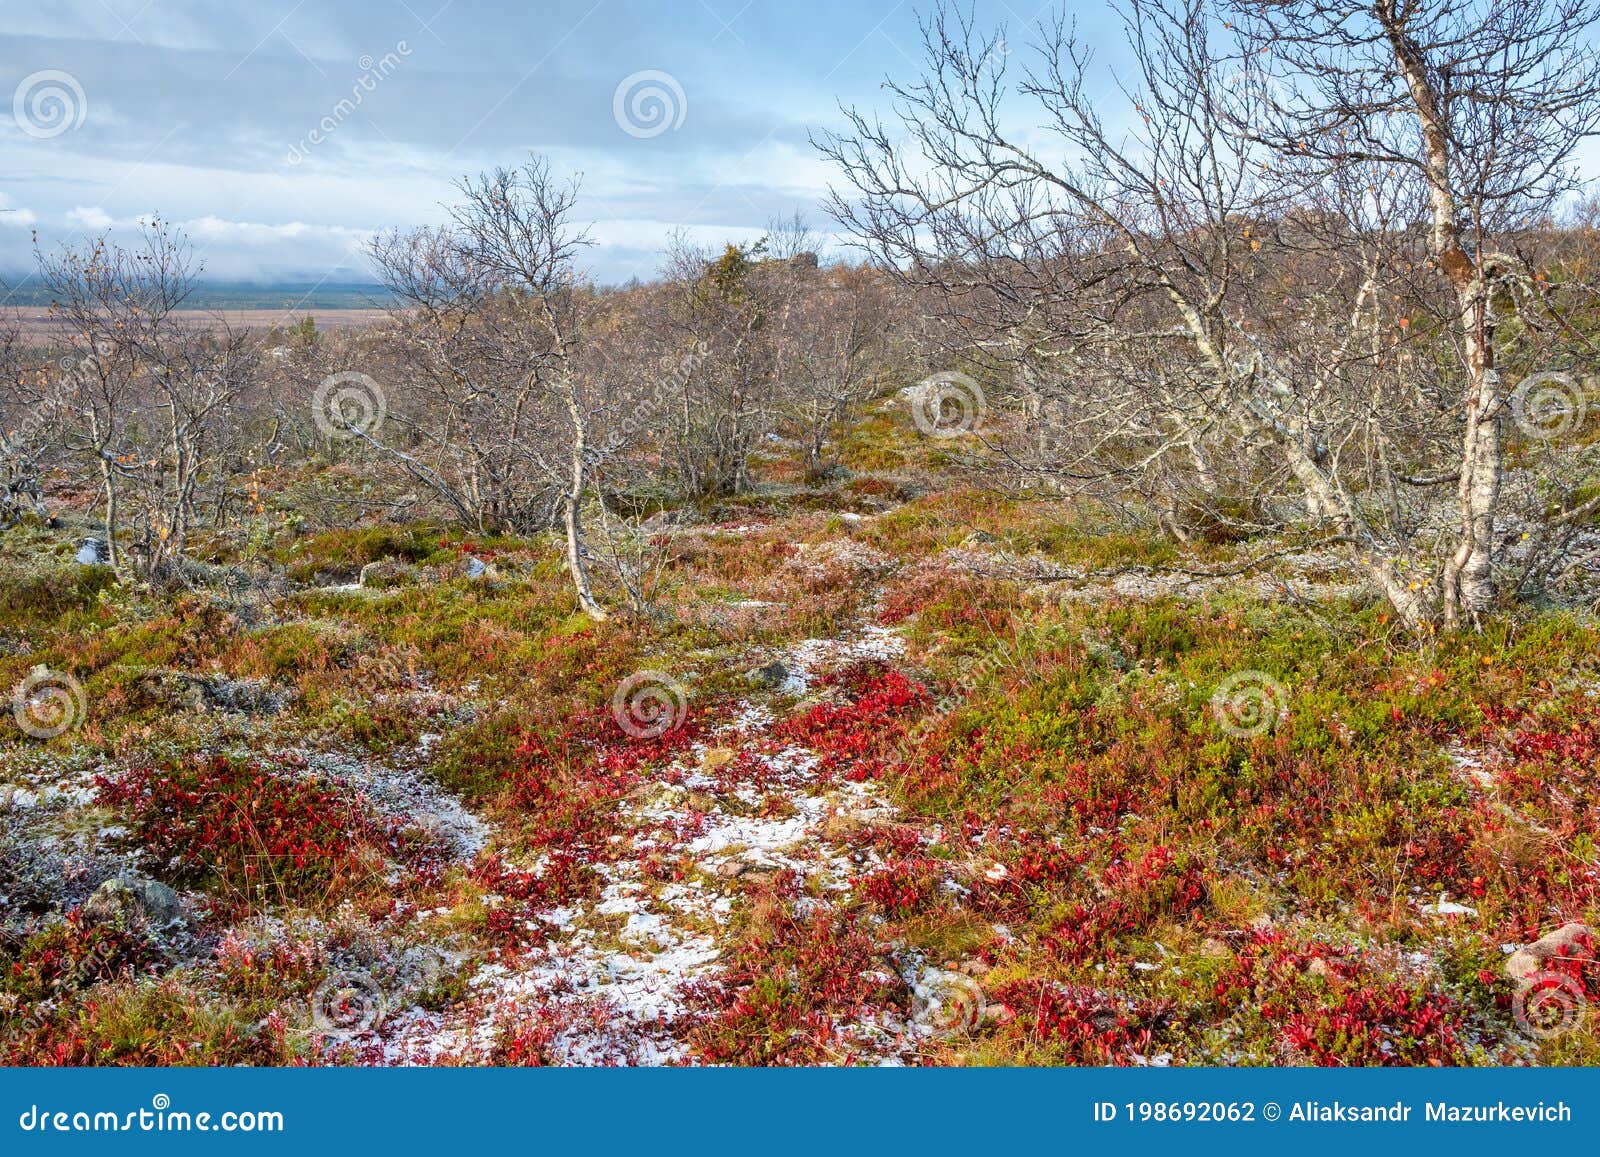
[182,215,370,249]
[65,206,114,230]
[0,196,38,228]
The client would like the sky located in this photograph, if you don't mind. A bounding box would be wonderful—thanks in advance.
[0,0,1101,290]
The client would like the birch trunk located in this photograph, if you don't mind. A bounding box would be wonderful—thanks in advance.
[1383,2,1502,626]
[561,387,607,621]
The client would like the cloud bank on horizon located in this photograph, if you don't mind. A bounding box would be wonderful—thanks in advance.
[1,0,1042,288]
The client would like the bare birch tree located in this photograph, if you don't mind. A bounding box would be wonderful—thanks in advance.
[1229,0,1600,624]
[38,221,254,581]
[369,157,609,619]
[819,0,1600,630]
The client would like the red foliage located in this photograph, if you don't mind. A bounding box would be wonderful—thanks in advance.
[1484,701,1600,768]
[1040,846,1205,965]
[988,979,1167,1064]
[685,888,907,1065]
[7,909,162,1001]
[854,857,942,915]
[94,754,388,901]
[1470,699,1600,937]
[774,662,931,782]
[474,850,593,906]
[1212,932,1471,1065]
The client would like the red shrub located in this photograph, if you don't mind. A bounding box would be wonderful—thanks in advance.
[473,850,597,920]
[685,890,907,1065]
[1040,846,1205,965]
[1212,932,1472,1065]
[774,662,931,782]
[988,979,1167,1064]
[855,858,942,915]
[6,910,162,1003]
[95,754,386,903]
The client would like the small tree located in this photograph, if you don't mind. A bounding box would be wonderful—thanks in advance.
[0,323,56,528]
[39,221,252,581]
[370,157,609,619]
[1231,0,1600,625]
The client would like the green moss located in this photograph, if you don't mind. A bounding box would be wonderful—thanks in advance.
[429,711,526,803]
[279,525,456,583]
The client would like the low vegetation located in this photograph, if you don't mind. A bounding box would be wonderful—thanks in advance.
[4,0,1600,1068]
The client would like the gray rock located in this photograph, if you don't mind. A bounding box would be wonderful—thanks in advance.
[747,660,791,689]
[463,556,488,579]
[359,559,417,588]
[640,508,694,532]
[76,538,110,566]
[1506,922,1597,982]
[136,670,287,716]
[81,874,184,931]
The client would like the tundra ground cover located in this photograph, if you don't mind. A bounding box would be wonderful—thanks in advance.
[2,399,1599,1067]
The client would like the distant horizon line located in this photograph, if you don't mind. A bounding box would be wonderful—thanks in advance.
[0,276,395,312]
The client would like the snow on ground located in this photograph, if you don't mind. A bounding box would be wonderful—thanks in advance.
[376,625,923,1065]
[307,748,489,865]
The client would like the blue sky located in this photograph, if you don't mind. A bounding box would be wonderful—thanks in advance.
[0,0,1102,287]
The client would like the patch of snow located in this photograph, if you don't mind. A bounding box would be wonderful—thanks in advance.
[1422,895,1478,917]
[307,752,488,863]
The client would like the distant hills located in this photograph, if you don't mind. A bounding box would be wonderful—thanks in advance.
[0,278,394,311]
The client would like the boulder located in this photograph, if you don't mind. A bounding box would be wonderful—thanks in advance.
[359,560,417,588]
[137,670,210,711]
[137,670,287,716]
[81,873,184,931]
[712,854,779,886]
[640,509,694,533]
[624,781,686,811]
[700,747,736,772]
[75,538,110,566]
[747,660,791,690]
[1506,922,1597,982]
